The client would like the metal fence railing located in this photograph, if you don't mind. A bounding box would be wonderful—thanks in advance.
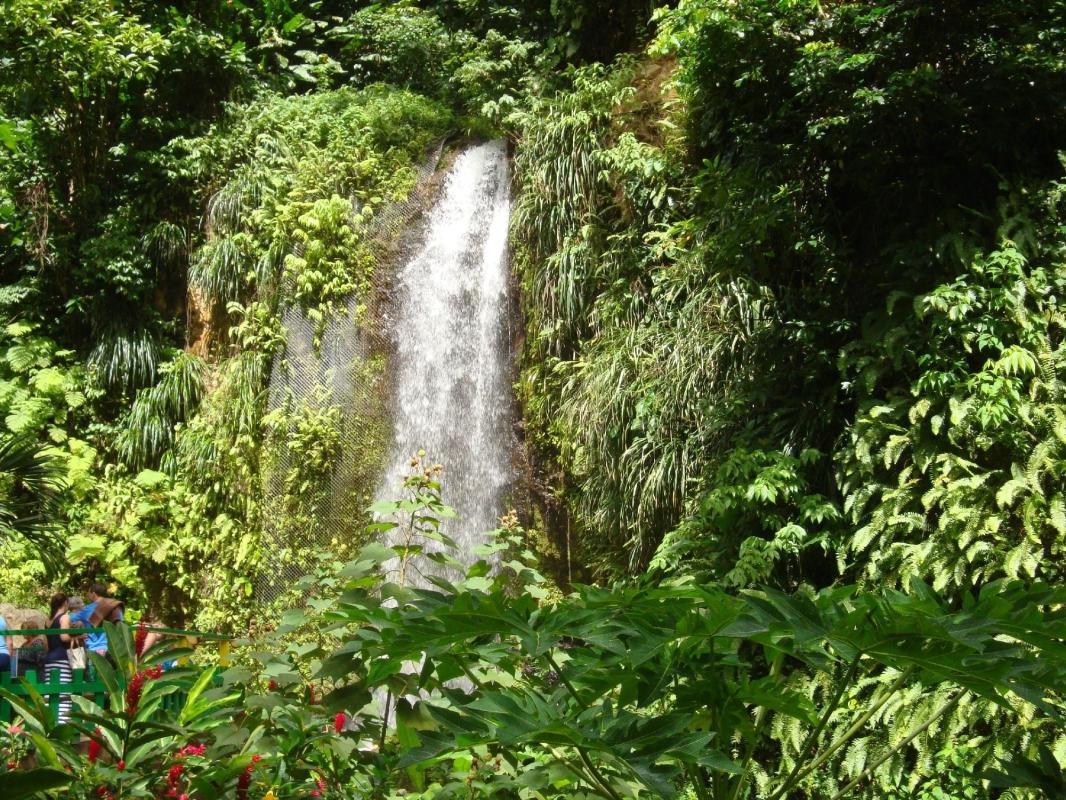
[0,626,232,724]
[257,140,448,603]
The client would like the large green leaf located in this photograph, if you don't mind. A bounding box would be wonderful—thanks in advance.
[0,768,72,798]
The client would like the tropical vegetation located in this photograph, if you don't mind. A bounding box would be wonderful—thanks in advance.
[0,0,1063,797]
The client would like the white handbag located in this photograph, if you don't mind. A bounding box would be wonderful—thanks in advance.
[68,645,87,670]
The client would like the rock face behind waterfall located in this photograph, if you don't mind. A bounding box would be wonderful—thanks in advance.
[376,140,516,582]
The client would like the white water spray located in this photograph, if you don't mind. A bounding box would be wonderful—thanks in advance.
[376,140,514,578]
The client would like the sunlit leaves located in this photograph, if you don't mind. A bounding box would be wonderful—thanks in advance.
[840,242,1066,590]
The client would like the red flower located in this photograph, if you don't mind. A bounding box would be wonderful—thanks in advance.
[126,671,145,715]
[126,666,165,715]
[236,755,261,800]
[134,619,148,657]
[333,712,346,733]
[87,729,103,763]
[166,761,185,798]
[268,679,278,691]
[178,743,205,758]
[116,759,125,771]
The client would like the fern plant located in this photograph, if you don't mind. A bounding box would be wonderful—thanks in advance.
[651,447,840,588]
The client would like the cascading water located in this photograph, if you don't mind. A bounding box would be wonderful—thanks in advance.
[376,140,515,579]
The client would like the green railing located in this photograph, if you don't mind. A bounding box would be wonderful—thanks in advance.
[0,626,232,725]
[2,667,106,724]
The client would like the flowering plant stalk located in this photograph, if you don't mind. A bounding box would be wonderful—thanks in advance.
[0,722,30,773]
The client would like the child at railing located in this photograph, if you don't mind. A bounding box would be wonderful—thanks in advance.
[65,596,87,672]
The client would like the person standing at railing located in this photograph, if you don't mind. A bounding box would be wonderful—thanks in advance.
[16,624,46,677]
[45,593,74,723]
[74,583,124,657]
[0,613,11,674]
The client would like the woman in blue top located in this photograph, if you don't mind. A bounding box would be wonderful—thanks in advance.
[0,613,13,673]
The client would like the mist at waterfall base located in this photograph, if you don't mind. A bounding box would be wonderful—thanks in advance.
[375,140,515,585]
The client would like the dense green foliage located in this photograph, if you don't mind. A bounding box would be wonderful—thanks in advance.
[506,0,1066,793]
[515,0,1066,592]
[0,0,647,624]
[2,487,1063,799]
[0,0,1064,796]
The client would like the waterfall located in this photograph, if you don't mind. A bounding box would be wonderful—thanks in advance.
[376,140,515,579]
